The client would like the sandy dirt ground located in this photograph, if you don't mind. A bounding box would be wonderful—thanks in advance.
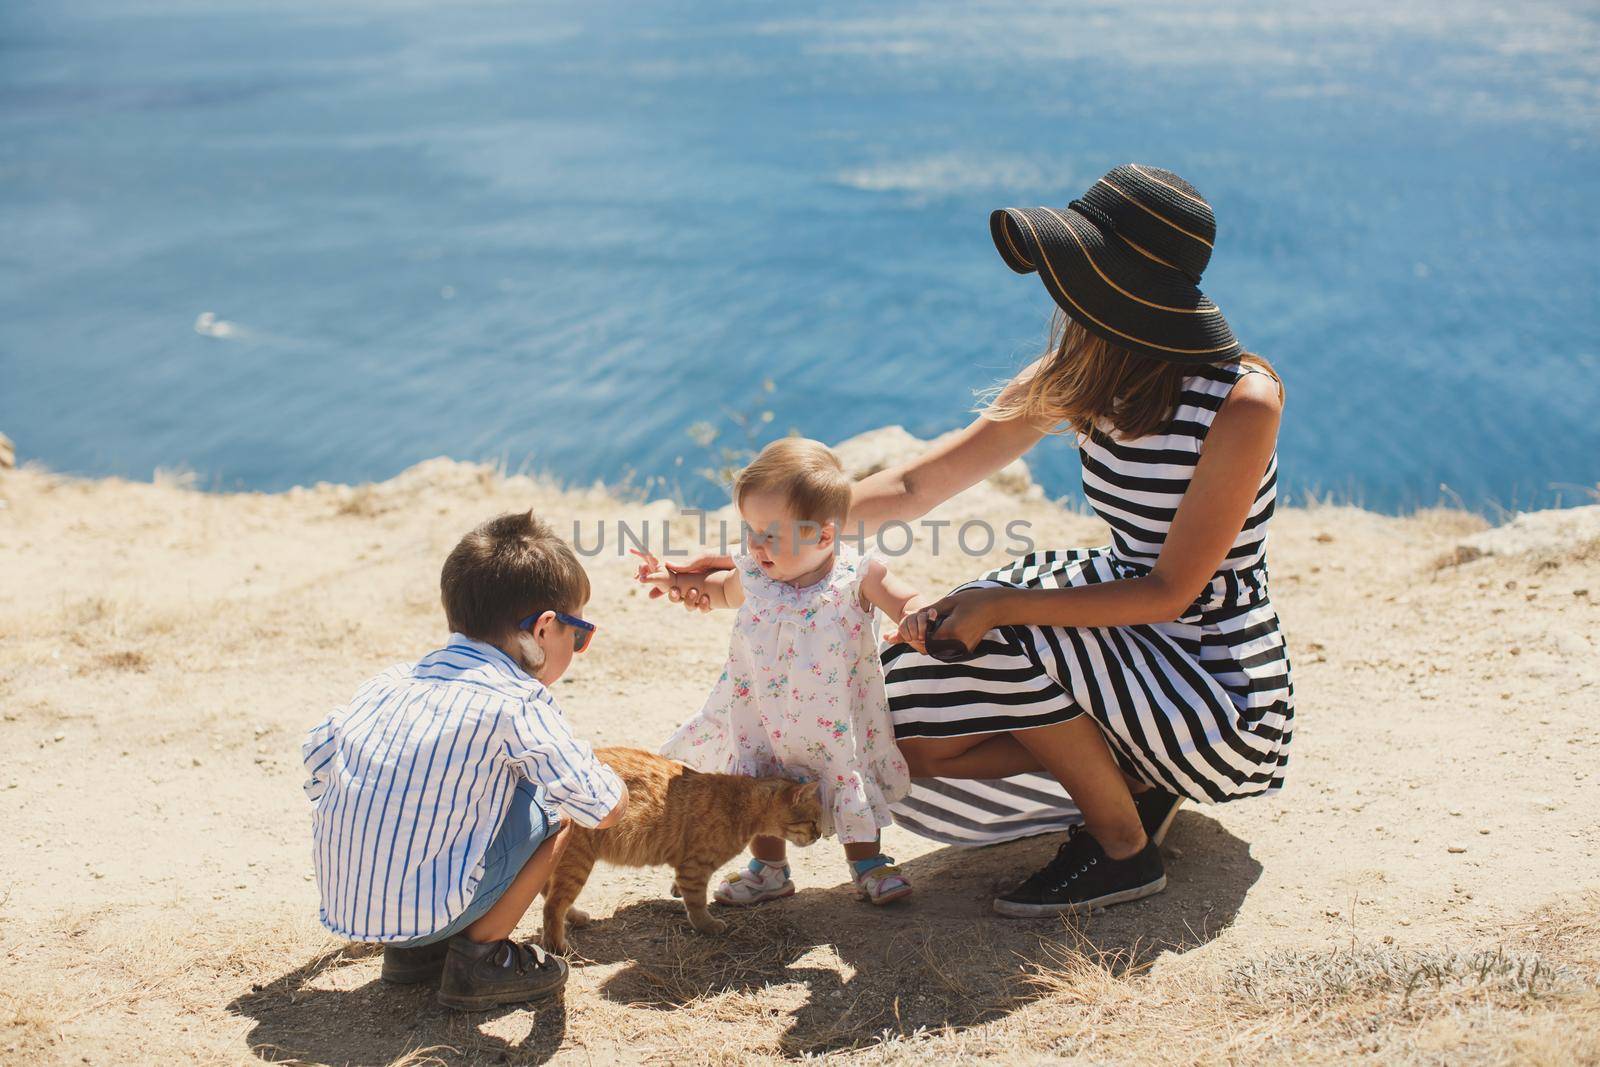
[2,454,1597,1065]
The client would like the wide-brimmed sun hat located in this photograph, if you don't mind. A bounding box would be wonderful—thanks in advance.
[990,163,1240,364]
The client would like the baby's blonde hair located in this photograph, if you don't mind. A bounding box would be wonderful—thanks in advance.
[734,437,852,525]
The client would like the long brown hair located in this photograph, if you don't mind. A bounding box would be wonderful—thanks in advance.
[983,310,1281,440]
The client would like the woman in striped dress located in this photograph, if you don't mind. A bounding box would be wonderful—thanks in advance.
[667,164,1291,917]
[875,165,1290,915]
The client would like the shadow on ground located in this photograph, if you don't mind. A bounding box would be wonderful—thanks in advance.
[228,940,569,1065]
[228,810,1260,1062]
[586,809,1262,1054]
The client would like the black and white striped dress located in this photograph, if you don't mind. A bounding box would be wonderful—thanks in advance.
[883,360,1293,845]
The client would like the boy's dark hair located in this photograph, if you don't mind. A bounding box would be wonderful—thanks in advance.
[441,511,590,641]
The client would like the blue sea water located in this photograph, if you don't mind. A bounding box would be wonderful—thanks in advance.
[2,0,1597,513]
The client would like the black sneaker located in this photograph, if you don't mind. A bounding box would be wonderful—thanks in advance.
[1132,787,1184,846]
[993,826,1166,917]
[380,940,450,985]
[435,934,569,1012]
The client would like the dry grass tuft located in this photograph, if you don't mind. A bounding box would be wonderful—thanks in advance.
[1227,942,1584,1010]
[614,907,805,1006]
[93,649,149,673]
[151,466,199,491]
[334,484,387,518]
[1432,543,1486,570]
[831,896,1600,1066]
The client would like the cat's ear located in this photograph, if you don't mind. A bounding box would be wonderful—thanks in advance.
[785,781,821,806]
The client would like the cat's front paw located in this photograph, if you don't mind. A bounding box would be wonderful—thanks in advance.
[689,913,728,937]
[567,905,591,928]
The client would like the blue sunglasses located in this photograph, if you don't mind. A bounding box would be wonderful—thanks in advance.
[517,610,597,653]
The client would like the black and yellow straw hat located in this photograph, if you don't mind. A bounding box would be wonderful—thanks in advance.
[990,163,1241,365]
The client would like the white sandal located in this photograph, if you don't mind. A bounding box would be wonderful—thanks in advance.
[851,857,912,905]
[713,859,795,906]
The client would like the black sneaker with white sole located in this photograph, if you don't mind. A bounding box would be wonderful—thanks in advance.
[1132,787,1184,846]
[993,826,1166,917]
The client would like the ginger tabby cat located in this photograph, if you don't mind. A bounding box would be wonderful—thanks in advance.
[540,747,823,954]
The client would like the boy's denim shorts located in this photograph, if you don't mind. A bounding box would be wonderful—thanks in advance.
[391,779,562,948]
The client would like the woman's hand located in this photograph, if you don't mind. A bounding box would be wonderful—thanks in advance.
[893,587,1004,654]
[894,602,937,651]
[630,550,732,612]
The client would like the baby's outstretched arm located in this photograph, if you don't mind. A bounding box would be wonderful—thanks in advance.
[857,557,932,650]
[632,549,744,609]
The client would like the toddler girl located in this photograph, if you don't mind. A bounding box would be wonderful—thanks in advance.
[635,437,923,905]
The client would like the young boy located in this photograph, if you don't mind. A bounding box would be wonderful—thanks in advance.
[301,511,627,1011]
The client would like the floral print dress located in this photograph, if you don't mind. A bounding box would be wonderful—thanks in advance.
[659,545,911,844]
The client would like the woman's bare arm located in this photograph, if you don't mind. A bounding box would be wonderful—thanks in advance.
[663,362,1048,610]
[897,373,1283,649]
[851,361,1051,531]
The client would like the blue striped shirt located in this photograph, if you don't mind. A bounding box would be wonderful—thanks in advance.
[301,634,624,942]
